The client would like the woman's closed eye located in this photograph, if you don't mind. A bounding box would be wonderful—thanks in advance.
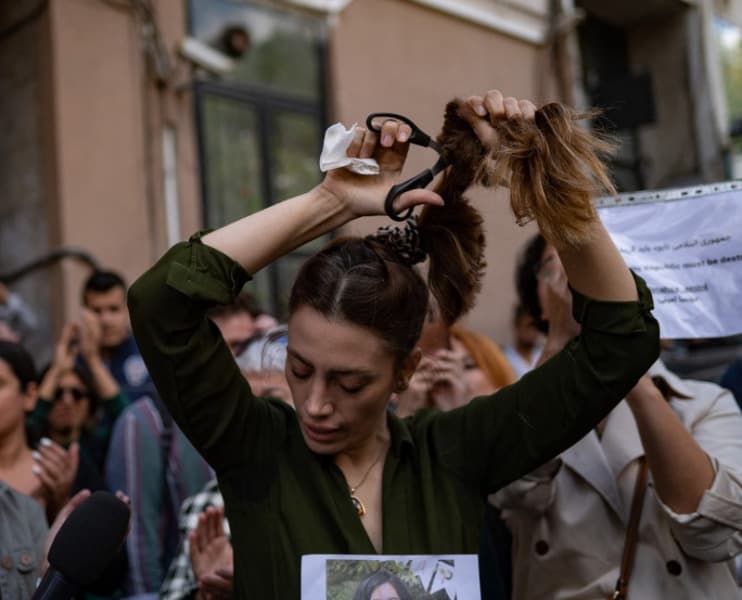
[336,377,370,394]
[291,367,312,380]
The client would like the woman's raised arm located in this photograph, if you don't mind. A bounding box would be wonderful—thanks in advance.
[459,90,636,303]
[201,121,443,273]
[127,118,442,473]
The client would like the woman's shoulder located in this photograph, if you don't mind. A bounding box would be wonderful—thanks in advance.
[0,481,46,524]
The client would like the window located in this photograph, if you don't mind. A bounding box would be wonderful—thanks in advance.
[190,0,328,318]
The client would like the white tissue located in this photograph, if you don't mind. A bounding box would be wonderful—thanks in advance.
[319,122,380,175]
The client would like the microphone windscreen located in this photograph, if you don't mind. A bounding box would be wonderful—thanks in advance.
[47,491,130,587]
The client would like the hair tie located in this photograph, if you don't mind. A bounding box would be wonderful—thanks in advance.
[367,218,427,266]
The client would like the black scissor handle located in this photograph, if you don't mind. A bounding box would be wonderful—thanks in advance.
[366,112,433,147]
[384,169,436,221]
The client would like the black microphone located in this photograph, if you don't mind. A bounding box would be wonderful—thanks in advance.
[32,491,131,600]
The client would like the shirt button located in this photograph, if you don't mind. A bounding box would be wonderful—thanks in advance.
[20,552,32,567]
[666,560,682,576]
[0,556,11,570]
[534,540,549,556]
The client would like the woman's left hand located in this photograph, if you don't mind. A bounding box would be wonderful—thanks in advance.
[319,119,444,218]
[458,89,537,151]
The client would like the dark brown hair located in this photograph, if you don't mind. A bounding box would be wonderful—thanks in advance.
[485,103,616,249]
[290,98,613,366]
[289,104,488,367]
[516,233,549,333]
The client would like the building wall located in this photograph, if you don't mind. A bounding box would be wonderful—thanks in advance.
[44,0,199,333]
[329,0,551,343]
[628,7,725,188]
[0,4,54,360]
[2,0,557,354]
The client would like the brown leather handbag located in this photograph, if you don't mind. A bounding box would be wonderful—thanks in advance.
[610,457,649,600]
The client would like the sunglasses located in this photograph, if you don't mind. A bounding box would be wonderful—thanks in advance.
[53,387,88,403]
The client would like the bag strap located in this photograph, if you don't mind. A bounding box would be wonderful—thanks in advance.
[612,456,649,600]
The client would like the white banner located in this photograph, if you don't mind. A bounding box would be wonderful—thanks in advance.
[597,181,742,339]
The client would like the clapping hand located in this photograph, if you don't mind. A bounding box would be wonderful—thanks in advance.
[190,506,233,600]
[32,439,79,520]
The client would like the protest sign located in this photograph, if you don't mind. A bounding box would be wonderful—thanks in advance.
[301,554,481,600]
[596,181,742,339]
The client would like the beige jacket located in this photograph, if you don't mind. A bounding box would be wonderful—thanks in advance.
[493,361,742,600]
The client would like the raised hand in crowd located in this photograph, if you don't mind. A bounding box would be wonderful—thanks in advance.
[392,355,435,418]
[37,323,78,402]
[427,347,470,411]
[533,247,580,367]
[190,506,233,600]
[77,308,120,399]
[392,350,470,416]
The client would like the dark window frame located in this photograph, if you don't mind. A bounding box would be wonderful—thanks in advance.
[191,16,329,318]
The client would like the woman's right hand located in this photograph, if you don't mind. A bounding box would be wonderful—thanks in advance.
[319,120,444,218]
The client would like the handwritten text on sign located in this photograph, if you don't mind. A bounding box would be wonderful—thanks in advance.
[597,186,742,339]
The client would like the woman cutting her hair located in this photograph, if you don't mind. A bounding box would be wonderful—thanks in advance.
[128,90,659,598]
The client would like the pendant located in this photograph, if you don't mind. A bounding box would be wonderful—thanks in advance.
[350,493,366,517]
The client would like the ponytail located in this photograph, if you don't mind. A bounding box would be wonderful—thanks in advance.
[417,99,615,324]
[290,97,614,365]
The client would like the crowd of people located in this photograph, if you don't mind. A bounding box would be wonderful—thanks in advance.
[1,89,742,600]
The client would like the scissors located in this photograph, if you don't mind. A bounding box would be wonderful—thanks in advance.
[366,112,449,221]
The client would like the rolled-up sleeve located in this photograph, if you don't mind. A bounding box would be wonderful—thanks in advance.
[429,271,660,494]
[660,390,742,562]
[127,234,286,474]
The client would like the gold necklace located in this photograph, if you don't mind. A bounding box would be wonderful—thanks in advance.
[347,446,385,517]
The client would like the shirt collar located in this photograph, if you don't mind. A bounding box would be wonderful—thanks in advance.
[387,412,415,457]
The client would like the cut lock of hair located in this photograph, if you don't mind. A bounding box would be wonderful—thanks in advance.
[290,98,614,365]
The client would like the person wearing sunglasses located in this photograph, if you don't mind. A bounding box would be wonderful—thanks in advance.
[128,90,659,598]
[30,321,128,473]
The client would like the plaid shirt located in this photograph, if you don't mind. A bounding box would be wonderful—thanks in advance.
[159,479,231,600]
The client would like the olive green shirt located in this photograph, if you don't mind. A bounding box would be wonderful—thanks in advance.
[128,234,659,599]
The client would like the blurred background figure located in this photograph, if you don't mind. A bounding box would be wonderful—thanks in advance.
[30,321,128,474]
[236,324,291,406]
[0,341,79,522]
[503,305,544,379]
[394,300,515,418]
[104,388,212,600]
[80,270,155,404]
[206,294,258,358]
[0,282,38,345]
[493,233,742,599]
[721,358,742,410]
[207,292,279,358]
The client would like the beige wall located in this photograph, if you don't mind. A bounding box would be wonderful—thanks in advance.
[329,0,549,343]
[45,0,198,332]
[39,0,554,347]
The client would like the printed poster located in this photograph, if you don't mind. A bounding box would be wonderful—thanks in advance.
[301,554,481,600]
